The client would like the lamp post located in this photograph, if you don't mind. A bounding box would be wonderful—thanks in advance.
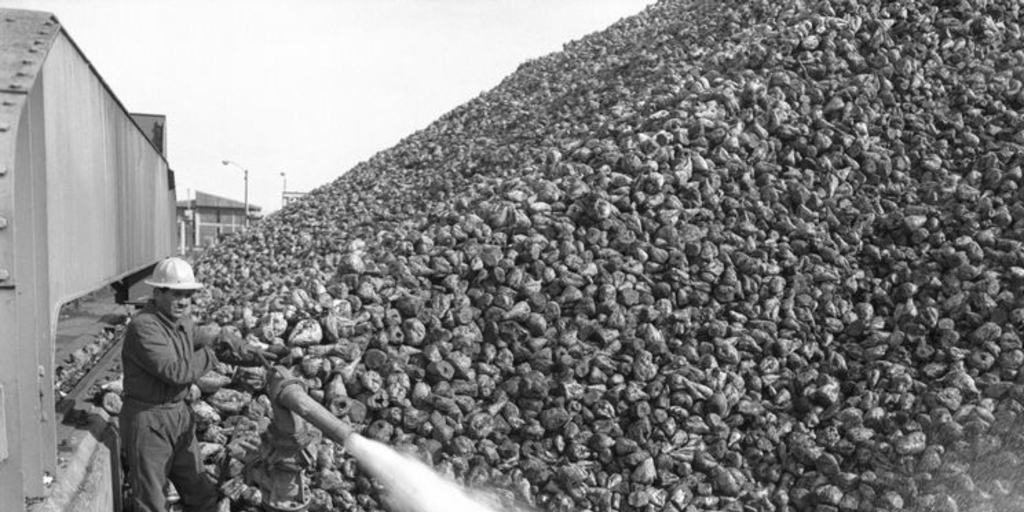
[280,171,287,207]
[221,159,249,228]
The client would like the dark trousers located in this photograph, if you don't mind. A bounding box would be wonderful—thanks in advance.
[120,399,218,512]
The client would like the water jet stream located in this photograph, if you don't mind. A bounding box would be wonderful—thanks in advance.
[346,433,503,512]
[267,363,510,512]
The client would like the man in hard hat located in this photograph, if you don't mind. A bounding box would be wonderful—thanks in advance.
[120,257,263,512]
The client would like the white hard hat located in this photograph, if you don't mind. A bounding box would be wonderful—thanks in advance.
[144,257,204,290]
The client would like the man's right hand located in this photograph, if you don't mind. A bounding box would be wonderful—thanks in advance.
[237,344,279,368]
[215,331,278,367]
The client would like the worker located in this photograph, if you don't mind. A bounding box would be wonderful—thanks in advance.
[120,257,266,512]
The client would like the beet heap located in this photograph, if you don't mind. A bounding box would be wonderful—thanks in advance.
[191,0,1024,510]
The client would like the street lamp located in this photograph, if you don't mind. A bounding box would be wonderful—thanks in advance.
[280,171,287,207]
[221,159,249,228]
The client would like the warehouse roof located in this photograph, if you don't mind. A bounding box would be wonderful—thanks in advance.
[177,191,262,212]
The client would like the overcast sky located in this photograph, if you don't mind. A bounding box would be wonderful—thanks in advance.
[2,0,655,213]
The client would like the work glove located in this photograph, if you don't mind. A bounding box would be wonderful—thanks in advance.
[215,330,278,367]
[194,323,222,349]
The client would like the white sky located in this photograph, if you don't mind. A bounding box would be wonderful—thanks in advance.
[1,0,655,213]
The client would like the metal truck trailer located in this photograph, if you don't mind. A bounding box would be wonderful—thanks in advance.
[0,9,177,511]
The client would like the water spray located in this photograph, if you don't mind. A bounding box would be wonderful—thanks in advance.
[257,362,502,512]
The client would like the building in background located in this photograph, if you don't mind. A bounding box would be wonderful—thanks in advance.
[177,191,262,252]
[282,190,307,206]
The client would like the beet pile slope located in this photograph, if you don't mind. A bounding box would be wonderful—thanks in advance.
[193,0,1024,510]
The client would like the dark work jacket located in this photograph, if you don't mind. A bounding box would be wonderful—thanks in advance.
[121,302,216,405]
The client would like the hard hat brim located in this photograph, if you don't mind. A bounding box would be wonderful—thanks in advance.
[144,279,204,290]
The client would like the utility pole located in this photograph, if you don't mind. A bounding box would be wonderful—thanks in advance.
[221,160,250,228]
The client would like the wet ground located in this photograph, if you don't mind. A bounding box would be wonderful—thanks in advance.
[48,288,133,510]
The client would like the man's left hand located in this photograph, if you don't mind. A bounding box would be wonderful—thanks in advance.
[195,324,221,349]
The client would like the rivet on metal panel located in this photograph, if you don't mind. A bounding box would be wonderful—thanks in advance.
[0,269,8,281]
[0,167,6,177]
[0,217,7,229]
[0,123,8,132]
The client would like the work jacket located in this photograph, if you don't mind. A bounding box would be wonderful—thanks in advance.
[122,302,216,405]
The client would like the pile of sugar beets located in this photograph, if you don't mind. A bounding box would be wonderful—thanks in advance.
[186,0,1024,510]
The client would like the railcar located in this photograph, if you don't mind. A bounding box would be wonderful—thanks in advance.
[0,9,177,511]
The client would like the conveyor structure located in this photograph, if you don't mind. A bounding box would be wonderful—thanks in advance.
[0,9,177,511]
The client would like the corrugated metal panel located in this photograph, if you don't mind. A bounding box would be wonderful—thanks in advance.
[42,33,174,305]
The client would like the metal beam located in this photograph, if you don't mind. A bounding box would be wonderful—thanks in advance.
[1,8,176,509]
